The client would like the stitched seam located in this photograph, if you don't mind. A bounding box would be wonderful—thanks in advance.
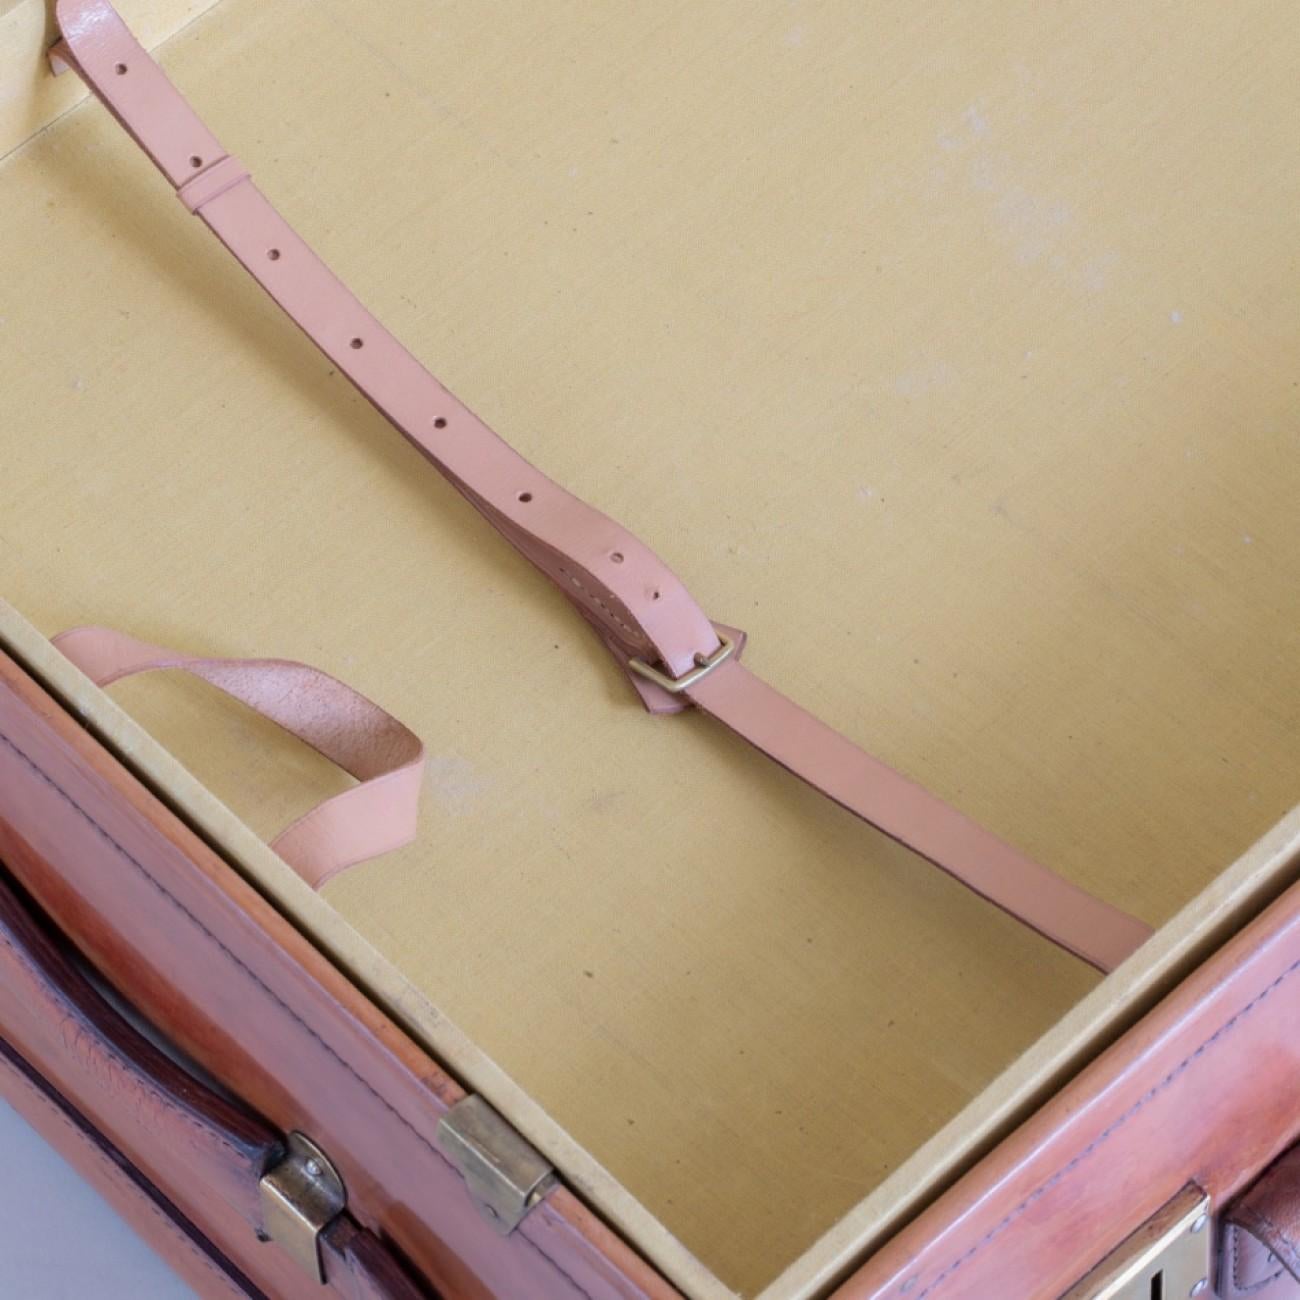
[908,954,1300,1298]
[7,1061,249,1297]
[1232,1225,1287,1293]
[1232,1224,1288,1292]
[0,931,248,1164]
[1248,1207,1300,1269]
[557,566,639,638]
[0,727,593,1300]
[517,1228,599,1300]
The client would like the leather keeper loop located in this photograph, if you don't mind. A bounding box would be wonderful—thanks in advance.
[177,155,251,214]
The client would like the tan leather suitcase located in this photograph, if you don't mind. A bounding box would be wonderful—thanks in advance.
[2,1,1298,1297]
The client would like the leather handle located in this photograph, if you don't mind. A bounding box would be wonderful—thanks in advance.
[1221,1148,1300,1298]
[322,1218,435,1300]
[0,864,282,1218]
[0,867,427,1298]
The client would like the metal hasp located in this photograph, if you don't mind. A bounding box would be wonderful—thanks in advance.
[436,1095,558,1234]
[258,1131,347,1282]
[1061,1183,1212,1299]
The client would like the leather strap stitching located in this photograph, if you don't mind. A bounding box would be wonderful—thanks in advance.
[1230,1224,1288,1294]
[1236,1206,1300,1280]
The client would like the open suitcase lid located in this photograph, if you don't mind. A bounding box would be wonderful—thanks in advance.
[3,0,1299,1293]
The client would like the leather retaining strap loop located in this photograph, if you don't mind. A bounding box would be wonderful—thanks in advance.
[53,626,426,890]
[49,0,1153,972]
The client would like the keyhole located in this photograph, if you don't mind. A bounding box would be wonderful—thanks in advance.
[1149,1269,1163,1300]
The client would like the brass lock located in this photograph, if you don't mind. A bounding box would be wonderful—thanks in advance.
[1061,1184,1212,1300]
[258,1132,346,1283]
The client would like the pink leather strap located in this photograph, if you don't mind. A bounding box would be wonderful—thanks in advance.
[685,662,1149,973]
[53,626,426,890]
[49,0,1152,971]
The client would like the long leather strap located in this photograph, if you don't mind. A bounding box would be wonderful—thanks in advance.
[49,0,1152,972]
[53,626,426,889]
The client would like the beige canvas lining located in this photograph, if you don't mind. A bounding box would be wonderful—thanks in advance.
[3,0,1299,1293]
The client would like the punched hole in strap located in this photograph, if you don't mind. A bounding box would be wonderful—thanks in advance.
[177,154,251,214]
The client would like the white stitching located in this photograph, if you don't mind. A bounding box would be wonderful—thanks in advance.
[1231,1223,1288,1293]
[558,566,639,636]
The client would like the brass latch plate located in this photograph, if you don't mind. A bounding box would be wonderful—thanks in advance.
[1061,1183,1211,1299]
[437,1094,557,1234]
[258,1131,347,1282]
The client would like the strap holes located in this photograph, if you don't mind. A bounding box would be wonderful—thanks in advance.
[114,63,128,75]
[189,155,203,169]
[610,551,624,564]
[433,417,448,429]
[350,337,364,349]
[651,589,662,601]
[517,491,533,503]
[267,248,281,261]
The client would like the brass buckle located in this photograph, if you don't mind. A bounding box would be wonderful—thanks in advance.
[628,631,736,694]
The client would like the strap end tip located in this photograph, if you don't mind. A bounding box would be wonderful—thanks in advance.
[48,40,75,77]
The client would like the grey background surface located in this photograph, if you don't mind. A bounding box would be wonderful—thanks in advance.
[0,1096,198,1299]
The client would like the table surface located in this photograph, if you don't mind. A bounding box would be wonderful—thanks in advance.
[0,1097,197,1300]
